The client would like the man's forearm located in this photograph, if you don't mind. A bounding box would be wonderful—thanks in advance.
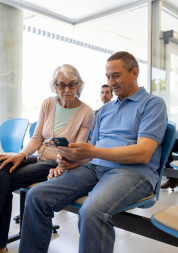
[58,138,158,165]
[90,143,154,164]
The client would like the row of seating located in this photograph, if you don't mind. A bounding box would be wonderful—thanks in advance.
[1,118,178,245]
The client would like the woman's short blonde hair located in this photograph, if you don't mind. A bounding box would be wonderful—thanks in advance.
[50,64,84,98]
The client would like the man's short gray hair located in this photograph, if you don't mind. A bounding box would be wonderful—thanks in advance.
[50,64,84,98]
[107,51,139,73]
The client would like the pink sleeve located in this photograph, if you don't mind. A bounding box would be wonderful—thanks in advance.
[19,100,47,160]
[75,111,95,143]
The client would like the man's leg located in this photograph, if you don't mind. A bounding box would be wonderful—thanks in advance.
[18,164,98,253]
[78,167,154,253]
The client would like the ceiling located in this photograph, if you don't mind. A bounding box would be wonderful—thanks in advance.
[21,0,178,62]
[23,0,142,20]
[23,5,149,61]
[2,0,177,62]
[22,0,178,22]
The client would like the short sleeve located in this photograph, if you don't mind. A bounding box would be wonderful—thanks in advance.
[138,98,168,145]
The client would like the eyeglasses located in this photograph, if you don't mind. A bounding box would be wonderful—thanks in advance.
[56,82,78,90]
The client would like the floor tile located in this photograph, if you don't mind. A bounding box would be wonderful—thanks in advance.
[114,233,178,253]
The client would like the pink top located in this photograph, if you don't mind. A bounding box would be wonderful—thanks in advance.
[20,97,95,162]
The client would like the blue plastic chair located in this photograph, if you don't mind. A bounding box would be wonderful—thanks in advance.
[170,160,178,169]
[0,118,29,153]
[71,121,177,212]
[29,122,37,138]
[151,205,178,238]
[87,130,93,143]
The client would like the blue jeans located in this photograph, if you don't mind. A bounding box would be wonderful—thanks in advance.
[19,163,154,253]
[0,156,58,248]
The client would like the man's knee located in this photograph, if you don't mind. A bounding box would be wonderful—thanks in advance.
[25,183,54,218]
[79,199,100,223]
[26,185,44,209]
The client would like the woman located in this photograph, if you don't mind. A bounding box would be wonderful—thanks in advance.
[0,64,94,253]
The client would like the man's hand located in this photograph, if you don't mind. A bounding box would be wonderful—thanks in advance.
[47,167,64,180]
[0,153,25,173]
[57,143,95,161]
[56,154,80,172]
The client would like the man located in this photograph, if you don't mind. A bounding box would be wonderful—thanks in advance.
[100,84,113,104]
[92,84,113,132]
[19,52,167,253]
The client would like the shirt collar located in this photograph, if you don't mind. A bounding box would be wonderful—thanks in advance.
[114,87,146,103]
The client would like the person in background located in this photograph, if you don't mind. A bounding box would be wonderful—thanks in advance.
[0,64,94,253]
[92,84,113,132]
[18,51,167,253]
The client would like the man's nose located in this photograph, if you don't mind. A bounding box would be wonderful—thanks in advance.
[109,76,116,87]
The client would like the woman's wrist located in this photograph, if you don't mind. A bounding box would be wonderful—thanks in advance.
[18,153,26,159]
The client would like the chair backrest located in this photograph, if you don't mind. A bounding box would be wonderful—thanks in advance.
[155,121,176,199]
[0,118,29,153]
[29,122,37,139]
[87,130,93,143]
[113,121,177,212]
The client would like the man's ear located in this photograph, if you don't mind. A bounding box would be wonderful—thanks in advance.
[132,67,139,79]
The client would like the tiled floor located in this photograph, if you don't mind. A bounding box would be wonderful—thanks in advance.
[7,178,178,253]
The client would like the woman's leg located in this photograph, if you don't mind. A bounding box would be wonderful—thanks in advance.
[19,163,98,253]
[0,157,57,248]
[0,156,36,248]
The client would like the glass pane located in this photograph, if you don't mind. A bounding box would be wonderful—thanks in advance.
[22,5,148,123]
[170,52,178,126]
[152,5,178,129]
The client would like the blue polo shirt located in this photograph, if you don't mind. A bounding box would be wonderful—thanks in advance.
[90,87,167,188]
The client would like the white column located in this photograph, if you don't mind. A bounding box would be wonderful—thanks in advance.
[0,3,23,125]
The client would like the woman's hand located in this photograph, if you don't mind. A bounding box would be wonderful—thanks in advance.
[0,153,25,173]
[47,167,64,180]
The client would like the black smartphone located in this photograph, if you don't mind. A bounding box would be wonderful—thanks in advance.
[52,137,69,147]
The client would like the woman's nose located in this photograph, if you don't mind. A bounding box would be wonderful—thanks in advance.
[65,86,70,92]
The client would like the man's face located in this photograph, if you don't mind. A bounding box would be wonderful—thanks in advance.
[100,87,113,104]
[105,60,139,101]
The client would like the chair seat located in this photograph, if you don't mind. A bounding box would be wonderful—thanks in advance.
[25,183,154,207]
[73,193,154,205]
[19,183,42,192]
[170,160,178,169]
[153,205,178,231]
[28,183,41,188]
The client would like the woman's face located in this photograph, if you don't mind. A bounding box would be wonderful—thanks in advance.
[56,73,78,103]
